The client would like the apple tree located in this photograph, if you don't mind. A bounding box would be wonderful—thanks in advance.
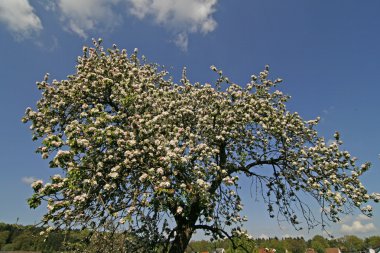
[23,39,379,253]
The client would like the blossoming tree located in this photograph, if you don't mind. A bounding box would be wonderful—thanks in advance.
[23,40,378,252]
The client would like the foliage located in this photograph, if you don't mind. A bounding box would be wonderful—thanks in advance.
[187,235,379,253]
[23,39,379,252]
[364,236,380,248]
[0,222,128,252]
[0,230,10,249]
[1,222,380,253]
[336,235,365,252]
[310,235,330,253]
[0,222,65,252]
[282,237,307,253]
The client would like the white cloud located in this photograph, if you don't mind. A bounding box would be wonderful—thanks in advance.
[339,215,353,224]
[282,233,303,239]
[128,0,217,33]
[21,176,37,185]
[0,0,42,39]
[35,35,59,51]
[127,0,218,49]
[357,213,372,221]
[258,233,269,239]
[57,0,122,38]
[322,106,335,115]
[327,139,336,146]
[38,0,219,49]
[38,0,57,11]
[340,220,376,234]
[173,32,188,51]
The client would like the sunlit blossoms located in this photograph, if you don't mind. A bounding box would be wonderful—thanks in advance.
[23,39,378,252]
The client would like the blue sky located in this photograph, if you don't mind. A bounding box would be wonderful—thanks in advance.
[0,0,379,239]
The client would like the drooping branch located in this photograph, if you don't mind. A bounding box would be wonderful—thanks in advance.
[193,224,235,247]
[193,224,251,253]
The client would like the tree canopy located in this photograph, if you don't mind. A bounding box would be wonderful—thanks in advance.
[23,39,379,252]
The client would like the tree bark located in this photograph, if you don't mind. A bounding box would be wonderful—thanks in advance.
[168,222,194,253]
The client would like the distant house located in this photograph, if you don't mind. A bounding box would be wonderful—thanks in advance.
[259,248,276,253]
[369,246,380,253]
[325,248,341,253]
[198,249,225,253]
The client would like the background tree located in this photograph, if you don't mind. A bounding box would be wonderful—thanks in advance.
[23,39,379,252]
[364,236,380,249]
[309,235,330,253]
[283,237,306,253]
[338,235,364,252]
[187,240,212,252]
[258,237,285,253]
[0,230,10,250]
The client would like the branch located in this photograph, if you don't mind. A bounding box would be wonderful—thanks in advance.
[244,156,284,170]
[193,224,235,247]
[193,224,251,252]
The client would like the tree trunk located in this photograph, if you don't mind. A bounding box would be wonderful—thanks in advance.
[168,222,194,253]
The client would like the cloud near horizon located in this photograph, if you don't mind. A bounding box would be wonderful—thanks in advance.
[258,234,269,239]
[340,215,376,234]
[0,0,42,39]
